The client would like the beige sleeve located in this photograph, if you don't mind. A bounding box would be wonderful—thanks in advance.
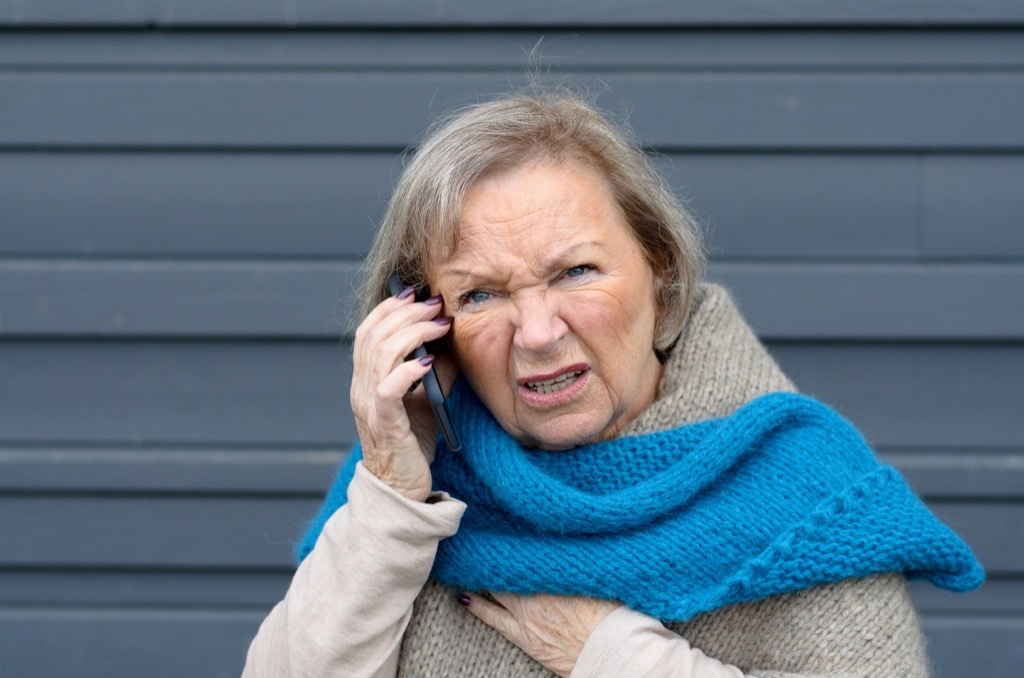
[242,462,466,678]
[572,573,928,678]
[571,605,747,678]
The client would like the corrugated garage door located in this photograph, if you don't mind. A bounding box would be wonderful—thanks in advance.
[1,3,1022,676]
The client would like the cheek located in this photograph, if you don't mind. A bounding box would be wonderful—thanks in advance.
[452,315,511,381]
[570,286,653,343]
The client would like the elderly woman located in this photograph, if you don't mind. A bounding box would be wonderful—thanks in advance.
[244,91,982,677]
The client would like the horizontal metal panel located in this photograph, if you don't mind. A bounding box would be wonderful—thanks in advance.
[0,260,361,337]
[3,73,1023,149]
[5,152,1021,261]
[0,495,319,567]
[0,152,394,257]
[912,578,1024,615]
[4,446,1022,500]
[0,446,346,493]
[4,261,1022,339]
[666,154,919,260]
[715,264,1024,340]
[0,494,1018,571]
[923,616,1024,678]
[5,152,1020,261]
[1,342,1020,448]
[770,343,1024,449]
[2,152,926,259]
[2,0,1023,27]
[885,453,1024,499]
[0,606,259,678]
[4,30,1024,69]
[0,570,294,607]
[924,155,1024,259]
[0,341,355,445]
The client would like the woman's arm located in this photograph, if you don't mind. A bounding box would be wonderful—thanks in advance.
[464,573,927,677]
[242,462,465,678]
[461,592,745,678]
[572,606,745,678]
[243,281,461,676]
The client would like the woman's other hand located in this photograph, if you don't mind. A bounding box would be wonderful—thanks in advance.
[351,288,456,502]
[458,591,620,677]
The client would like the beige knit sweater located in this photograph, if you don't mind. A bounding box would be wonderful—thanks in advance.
[247,284,931,677]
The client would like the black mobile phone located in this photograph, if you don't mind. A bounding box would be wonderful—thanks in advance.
[387,275,462,452]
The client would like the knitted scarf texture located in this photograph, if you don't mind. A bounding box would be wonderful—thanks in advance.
[298,377,982,623]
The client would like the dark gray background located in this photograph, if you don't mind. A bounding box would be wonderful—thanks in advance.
[1,2,1022,676]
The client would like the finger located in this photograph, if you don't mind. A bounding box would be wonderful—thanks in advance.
[372,315,452,374]
[353,307,450,405]
[363,326,450,409]
[353,287,414,356]
[375,355,440,403]
[354,288,446,376]
[359,355,436,442]
[354,291,442,359]
[357,300,448,379]
[459,592,521,643]
[358,284,416,336]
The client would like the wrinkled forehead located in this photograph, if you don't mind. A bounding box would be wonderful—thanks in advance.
[423,157,621,278]
[428,162,641,293]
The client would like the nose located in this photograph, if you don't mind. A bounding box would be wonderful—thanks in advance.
[512,293,568,354]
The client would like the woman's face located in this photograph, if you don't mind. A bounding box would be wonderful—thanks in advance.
[430,160,664,450]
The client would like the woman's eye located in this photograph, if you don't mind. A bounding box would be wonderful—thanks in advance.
[460,289,491,306]
[564,264,594,279]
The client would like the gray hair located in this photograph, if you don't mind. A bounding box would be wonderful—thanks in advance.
[358,89,705,350]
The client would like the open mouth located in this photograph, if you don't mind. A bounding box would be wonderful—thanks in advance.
[525,370,585,395]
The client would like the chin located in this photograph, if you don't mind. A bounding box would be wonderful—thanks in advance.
[520,418,607,451]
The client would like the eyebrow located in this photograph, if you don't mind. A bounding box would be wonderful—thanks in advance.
[439,241,601,283]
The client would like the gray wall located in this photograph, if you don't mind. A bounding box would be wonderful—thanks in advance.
[1,2,1022,676]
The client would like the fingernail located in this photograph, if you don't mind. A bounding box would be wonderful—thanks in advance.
[424,295,443,306]
[397,286,416,300]
[457,592,471,606]
[418,355,435,367]
[433,316,453,325]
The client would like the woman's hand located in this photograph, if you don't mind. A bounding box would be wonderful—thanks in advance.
[350,288,456,502]
[458,591,620,677]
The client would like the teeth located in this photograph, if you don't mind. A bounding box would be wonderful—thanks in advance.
[527,371,583,394]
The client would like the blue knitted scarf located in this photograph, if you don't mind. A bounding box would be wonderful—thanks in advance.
[298,379,983,622]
